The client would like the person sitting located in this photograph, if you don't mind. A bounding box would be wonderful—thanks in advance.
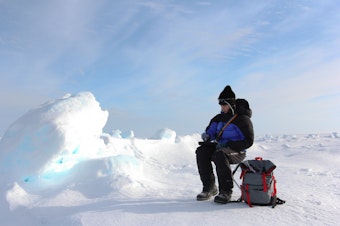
[196,85,254,204]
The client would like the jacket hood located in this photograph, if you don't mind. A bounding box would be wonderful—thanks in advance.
[235,99,252,118]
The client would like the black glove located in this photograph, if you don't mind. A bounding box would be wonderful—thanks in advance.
[201,132,210,142]
[216,142,227,150]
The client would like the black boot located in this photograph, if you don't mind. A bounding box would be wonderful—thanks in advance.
[196,185,218,201]
[214,190,232,204]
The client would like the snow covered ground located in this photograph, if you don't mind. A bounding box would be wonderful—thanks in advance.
[0,92,339,226]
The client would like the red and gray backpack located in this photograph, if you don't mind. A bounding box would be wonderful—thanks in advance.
[238,157,285,208]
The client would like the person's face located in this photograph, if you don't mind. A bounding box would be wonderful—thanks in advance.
[220,104,230,113]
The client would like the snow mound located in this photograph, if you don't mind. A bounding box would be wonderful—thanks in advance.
[0,92,108,191]
[0,92,199,210]
[151,128,177,142]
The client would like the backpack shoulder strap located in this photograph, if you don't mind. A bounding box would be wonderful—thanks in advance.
[216,114,238,141]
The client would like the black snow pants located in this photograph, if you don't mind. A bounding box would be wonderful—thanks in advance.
[196,143,245,192]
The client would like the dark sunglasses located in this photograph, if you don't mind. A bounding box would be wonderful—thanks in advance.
[218,98,232,105]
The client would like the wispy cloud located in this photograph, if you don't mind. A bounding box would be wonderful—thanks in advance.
[1,0,339,136]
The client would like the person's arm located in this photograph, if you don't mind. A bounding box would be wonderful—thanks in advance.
[227,115,254,151]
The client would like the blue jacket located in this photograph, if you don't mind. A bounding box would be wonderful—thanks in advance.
[205,99,254,151]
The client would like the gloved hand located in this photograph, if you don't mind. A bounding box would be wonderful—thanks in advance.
[201,132,210,142]
[216,142,227,150]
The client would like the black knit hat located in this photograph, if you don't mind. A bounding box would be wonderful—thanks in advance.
[218,85,236,106]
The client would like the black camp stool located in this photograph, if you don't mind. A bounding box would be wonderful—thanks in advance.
[229,162,243,202]
[221,148,246,203]
[232,163,241,188]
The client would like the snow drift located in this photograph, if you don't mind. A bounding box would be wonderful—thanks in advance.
[0,92,339,226]
[0,93,108,192]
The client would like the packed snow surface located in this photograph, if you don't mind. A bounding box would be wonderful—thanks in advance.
[0,92,339,226]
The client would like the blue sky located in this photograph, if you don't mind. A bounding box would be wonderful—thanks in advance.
[1,0,339,138]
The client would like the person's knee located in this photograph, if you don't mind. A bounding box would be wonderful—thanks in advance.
[212,151,226,164]
[195,146,204,155]
[196,145,214,156]
[196,146,210,163]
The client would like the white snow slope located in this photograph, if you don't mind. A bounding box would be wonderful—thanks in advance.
[0,92,339,226]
